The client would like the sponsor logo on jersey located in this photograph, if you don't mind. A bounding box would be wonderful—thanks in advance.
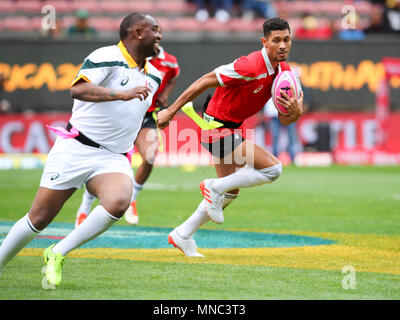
[253,85,263,94]
[120,76,129,86]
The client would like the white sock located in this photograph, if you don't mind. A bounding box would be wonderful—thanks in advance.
[213,163,282,194]
[176,200,209,239]
[131,180,143,202]
[78,189,96,215]
[177,192,239,238]
[52,205,118,256]
[0,214,40,271]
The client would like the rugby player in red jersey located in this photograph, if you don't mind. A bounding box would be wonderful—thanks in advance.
[157,17,304,257]
[75,28,180,227]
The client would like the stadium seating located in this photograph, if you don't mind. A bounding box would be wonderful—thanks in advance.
[43,1,74,14]
[90,17,119,32]
[156,16,174,32]
[155,0,196,15]
[228,18,262,32]
[0,1,16,14]
[2,16,31,32]
[71,0,100,13]
[98,0,156,14]
[200,18,232,32]
[14,0,43,14]
[172,17,201,32]
[0,0,383,37]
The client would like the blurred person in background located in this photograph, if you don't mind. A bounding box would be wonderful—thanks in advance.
[264,98,300,165]
[67,9,98,39]
[364,10,386,34]
[241,0,277,20]
[256,73,309,164]
[0,74,11,114]
[194,0,234,22]
[295,13,332,40]
[382,0,400,33]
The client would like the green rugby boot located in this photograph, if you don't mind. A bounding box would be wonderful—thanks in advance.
[43,244,65,286]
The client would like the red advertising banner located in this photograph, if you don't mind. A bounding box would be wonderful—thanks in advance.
[375,57,400,150]
[0,113,69,154]
[0,112,400,166]
[295,112,400,165]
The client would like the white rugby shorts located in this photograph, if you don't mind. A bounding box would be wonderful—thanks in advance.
[40,136,133,190]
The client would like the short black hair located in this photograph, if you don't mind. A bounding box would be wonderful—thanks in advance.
[119,12,147,40]
[263,17,290,37]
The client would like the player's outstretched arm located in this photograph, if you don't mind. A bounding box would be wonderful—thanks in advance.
[70,80,151,102]
[277,86,304,125]
[157,71,219,129]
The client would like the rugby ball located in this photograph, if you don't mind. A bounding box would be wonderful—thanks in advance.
[271,71,302,115]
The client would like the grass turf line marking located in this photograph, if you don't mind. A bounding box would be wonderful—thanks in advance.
[18,239,400,275]
[3,222,399,275]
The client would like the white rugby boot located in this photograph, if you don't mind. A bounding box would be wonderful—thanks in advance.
[199,179,224,224]
[124,201,139,225]
[168,228,204,257]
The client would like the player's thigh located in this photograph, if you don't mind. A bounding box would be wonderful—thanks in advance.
[86,173,132,216]
[233,139,280,170]
[29,187,76,230]
[135,127,158,164]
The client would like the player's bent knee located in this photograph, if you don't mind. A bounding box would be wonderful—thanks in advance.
[102,196,130,218]
[28,210,51,231]
[259,162,282,183]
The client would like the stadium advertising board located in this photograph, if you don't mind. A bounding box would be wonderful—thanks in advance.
[0,40,399,112]
[0,112,399,167]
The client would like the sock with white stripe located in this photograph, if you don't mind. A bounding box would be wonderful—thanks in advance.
[0,214,40,272]
[78,188,96,215]
[212,163,282,194]
[52,205,119,256]
[177,192,239,239]
[131,180,144,202]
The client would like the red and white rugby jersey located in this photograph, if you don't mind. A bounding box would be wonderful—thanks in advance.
[207,47,290,124]
[147,46,180,112]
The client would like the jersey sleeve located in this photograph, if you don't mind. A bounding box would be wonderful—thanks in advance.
[71,48,115,87]
[169,62,180,81]
[162,55,180,81]
[214,55,258,87]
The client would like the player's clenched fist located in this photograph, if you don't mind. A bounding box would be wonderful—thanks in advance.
[156,108,173,129]
[121,86,152,101]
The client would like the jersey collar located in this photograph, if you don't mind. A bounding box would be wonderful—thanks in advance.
[117,41,149,74]
[261,47,275,76]
[148,45,165,61]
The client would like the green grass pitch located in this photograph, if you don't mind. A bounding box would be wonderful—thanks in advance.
[0,165,399,299]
